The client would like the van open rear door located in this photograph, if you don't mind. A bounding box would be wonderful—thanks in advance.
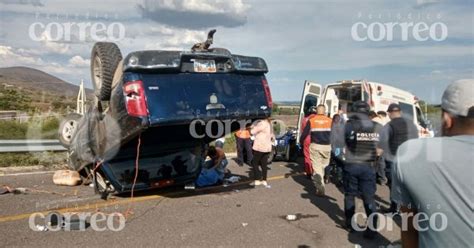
[296,80,322,144]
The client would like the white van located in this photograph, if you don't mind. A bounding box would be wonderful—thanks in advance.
[296,79,433,144]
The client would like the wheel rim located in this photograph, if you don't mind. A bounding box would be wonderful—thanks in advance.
[93,56,103,91]
[61,120,77,142]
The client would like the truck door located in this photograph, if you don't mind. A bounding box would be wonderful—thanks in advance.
[296,80,322,144]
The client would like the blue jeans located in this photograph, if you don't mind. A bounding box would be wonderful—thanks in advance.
[376,156,386,181]
[196,159,228,187]
[385,160,398,210]
[385,160,395,188]
[342,163,378,232]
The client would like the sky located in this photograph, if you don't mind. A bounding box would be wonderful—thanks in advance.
[0,0,472,103]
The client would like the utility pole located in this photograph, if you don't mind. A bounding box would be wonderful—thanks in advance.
[76,79,86,115]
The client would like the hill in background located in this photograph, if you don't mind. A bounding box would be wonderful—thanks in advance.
[0,66,93,112]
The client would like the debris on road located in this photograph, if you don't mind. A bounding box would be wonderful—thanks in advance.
[52,170,82,186]
[286,214,297,221]
[0,186,28,195]
[241,222,248,227]
[35,225,49,232]
[12,187,28,194]
[0,186,11,194]
[224,176,241,184]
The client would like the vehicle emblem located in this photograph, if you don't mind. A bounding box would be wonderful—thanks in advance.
[206,93,225,110]
[260,106,268,110]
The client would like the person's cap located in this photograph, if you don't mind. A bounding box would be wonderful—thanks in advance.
[441,79,474,117]
[352,101,370,114]
[387,103,401,112]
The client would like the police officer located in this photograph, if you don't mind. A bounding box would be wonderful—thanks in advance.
[342,101,383,239]
[379,103,419,213]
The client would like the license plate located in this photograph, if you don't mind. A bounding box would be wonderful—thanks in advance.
[193,59,216,73]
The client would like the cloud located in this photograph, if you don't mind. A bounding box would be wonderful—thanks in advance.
[0,45,44,66]
[0,0,44,7]
[68,55,90,67]
[137,0,249,28]
[39,31,71,54]
[414,0,440,8]
[144,30,206,50]
[0,45,86,81]
[0,0,472,102]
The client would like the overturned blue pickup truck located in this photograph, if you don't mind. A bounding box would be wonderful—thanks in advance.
[63,31,272,198]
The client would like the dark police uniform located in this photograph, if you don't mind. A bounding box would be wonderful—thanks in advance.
[342,109,382,237]
[379,114,419,213]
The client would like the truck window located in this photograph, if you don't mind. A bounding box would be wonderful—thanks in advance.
[399,102,414,120]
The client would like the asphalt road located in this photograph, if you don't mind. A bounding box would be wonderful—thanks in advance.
[0,159,401,247]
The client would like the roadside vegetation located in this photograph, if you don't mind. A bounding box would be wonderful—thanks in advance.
[0,152,67,168]
[0,117,59,139]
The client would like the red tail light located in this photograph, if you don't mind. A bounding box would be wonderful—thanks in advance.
[123,80,148,117]
[262,78,273,108]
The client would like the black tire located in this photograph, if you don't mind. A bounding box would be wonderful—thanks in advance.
[58,113,82,148]
[90,42,122,101]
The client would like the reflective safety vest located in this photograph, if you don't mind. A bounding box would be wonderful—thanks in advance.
[302,114,332,145]
[235,129,251,139]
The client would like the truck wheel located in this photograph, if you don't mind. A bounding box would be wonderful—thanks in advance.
[58,113,82,148]
[90,42,122,101]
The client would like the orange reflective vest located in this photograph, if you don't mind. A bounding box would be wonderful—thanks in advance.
[235,129,251,139]
[300,114,332,145]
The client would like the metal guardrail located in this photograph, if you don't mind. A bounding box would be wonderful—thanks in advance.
[0,140,66,153]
